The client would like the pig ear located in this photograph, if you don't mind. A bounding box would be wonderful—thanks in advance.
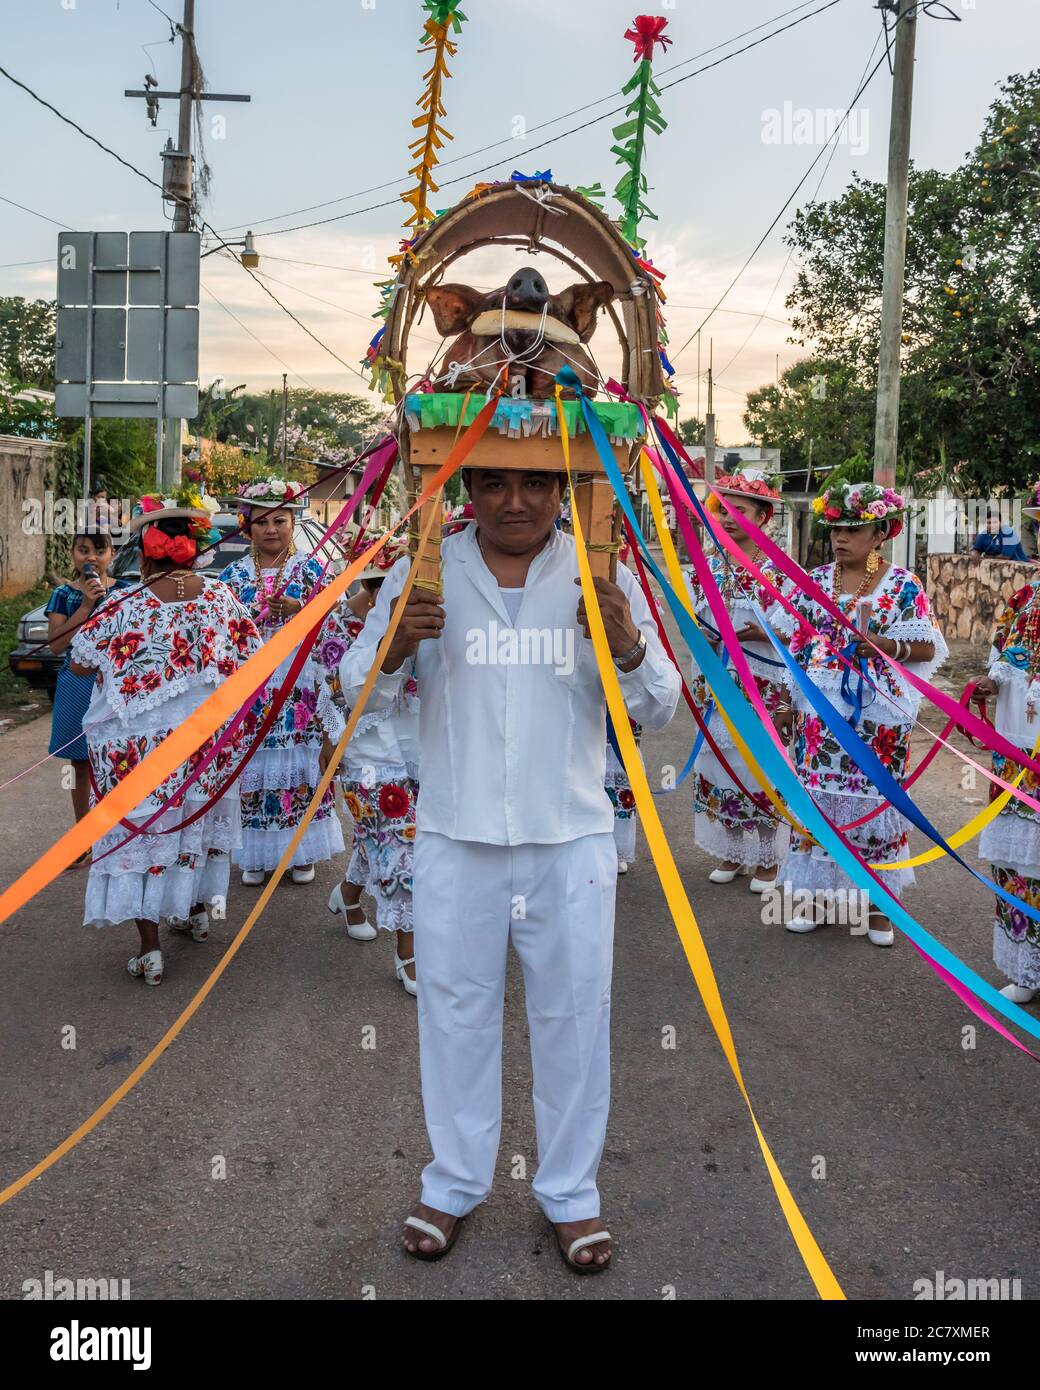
[423,283,485,336]
[553,281,616,342]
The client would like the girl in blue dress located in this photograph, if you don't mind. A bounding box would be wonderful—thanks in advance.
[46,532,130,848]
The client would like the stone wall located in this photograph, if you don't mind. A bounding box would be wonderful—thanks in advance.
[927,552,1036,645]
[0,436,58,596]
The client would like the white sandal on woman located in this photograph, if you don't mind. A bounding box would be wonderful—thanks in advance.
[127,949,163,985]
[395,954,418,997]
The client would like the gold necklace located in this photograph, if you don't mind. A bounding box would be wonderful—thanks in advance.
[252,545,292,622]
[833,550,881,613]
[163,568,196,601]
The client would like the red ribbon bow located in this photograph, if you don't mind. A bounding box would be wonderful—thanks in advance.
[142,526,198,565]
[624,14,671,62]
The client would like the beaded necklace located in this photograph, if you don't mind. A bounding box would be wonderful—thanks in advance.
[832,550,882,615]
[251,545,292,625]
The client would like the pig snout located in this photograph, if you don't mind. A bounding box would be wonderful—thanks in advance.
[504,267,549,312]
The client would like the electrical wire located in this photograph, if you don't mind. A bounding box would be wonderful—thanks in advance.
[200,282,318,389]
[226,0,849,241]
[669,42,892,363]
[216,0,847,235]
[0,192,71,229]
[711,29,884,382]
[0,66,371,387]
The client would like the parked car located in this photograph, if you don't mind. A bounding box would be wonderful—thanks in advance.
[7,513,350,699]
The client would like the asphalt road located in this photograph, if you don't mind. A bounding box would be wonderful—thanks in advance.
[0,637,1037,1302]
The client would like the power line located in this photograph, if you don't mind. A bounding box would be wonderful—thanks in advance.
[0,257,53,269]
[0,192,71,229]
[217,0,845,236]
[249,266,443,348]
[210,244,371,384]
[0,66,369,388]
[200,283,317,389]
[712,28,884,382]
[235,0,848,241]
[0,64,169,202]
[670,39,892,364]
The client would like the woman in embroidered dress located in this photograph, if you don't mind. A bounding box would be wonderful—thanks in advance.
[323,535,420,995]
[69,494,263,986]
[972,548,1040,1003]
[219,478,345,886]
[772,481,947,946]
[684,469,791,894]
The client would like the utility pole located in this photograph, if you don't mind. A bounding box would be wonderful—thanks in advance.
[281,373,288,471]
[125,0,250,490]
[873,0,918,489]
[703,337,715,485]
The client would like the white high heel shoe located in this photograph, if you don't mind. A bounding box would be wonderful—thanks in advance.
[241,869,265,887]
[168,909,210,942]
[128,949,163,985]
[395,954,418,997]
[327,882,378,940]
[708,866,741,884]
[617,859,629,876]
[1000,982,1037,1004]
[291,864,315,885]
[748,872,778,894]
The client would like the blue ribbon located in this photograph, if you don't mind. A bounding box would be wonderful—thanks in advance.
[839,640,872,728]
[555,364,1040,1043]
[511,168,553,182]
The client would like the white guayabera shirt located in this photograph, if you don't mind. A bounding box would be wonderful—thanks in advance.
[340,524,680,846]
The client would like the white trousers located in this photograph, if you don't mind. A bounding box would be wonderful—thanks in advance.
[413,830,617,1222]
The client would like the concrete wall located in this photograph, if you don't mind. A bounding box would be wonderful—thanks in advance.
[927,552,1036,645]
[0,435,57,596]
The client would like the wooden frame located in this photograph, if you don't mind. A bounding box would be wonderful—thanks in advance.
[384,181,662,587]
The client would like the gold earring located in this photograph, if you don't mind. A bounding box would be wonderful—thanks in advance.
[866,548,880,575]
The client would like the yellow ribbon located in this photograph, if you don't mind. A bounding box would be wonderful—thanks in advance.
[879,735,1040,870]
[557,391,844,1300]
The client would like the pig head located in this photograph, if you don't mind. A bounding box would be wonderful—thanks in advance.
[423,265,615,398]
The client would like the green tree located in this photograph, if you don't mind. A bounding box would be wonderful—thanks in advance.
[744,358,874,485]
[0,297,55,389]
[778,69,1040,492]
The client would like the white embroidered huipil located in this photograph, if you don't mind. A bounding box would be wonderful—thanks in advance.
[339,524,680,845]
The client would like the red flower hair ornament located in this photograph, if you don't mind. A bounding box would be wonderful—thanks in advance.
[142,526,198,565]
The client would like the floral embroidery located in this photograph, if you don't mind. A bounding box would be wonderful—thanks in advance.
[73,584,262,721]
[344,775,418,901]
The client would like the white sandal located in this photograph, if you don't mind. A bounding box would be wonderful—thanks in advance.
[241,869,265,887]
[168,909,210,943]
[395,953,418,997]
[127,949,163,986]
[402,1212,463,1261]
[557,1228,613,1275]
[291,864,315,885]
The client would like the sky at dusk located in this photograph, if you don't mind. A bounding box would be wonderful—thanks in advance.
[1,0,1036,439]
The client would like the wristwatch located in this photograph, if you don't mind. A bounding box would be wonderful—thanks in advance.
[614,632,646,671]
